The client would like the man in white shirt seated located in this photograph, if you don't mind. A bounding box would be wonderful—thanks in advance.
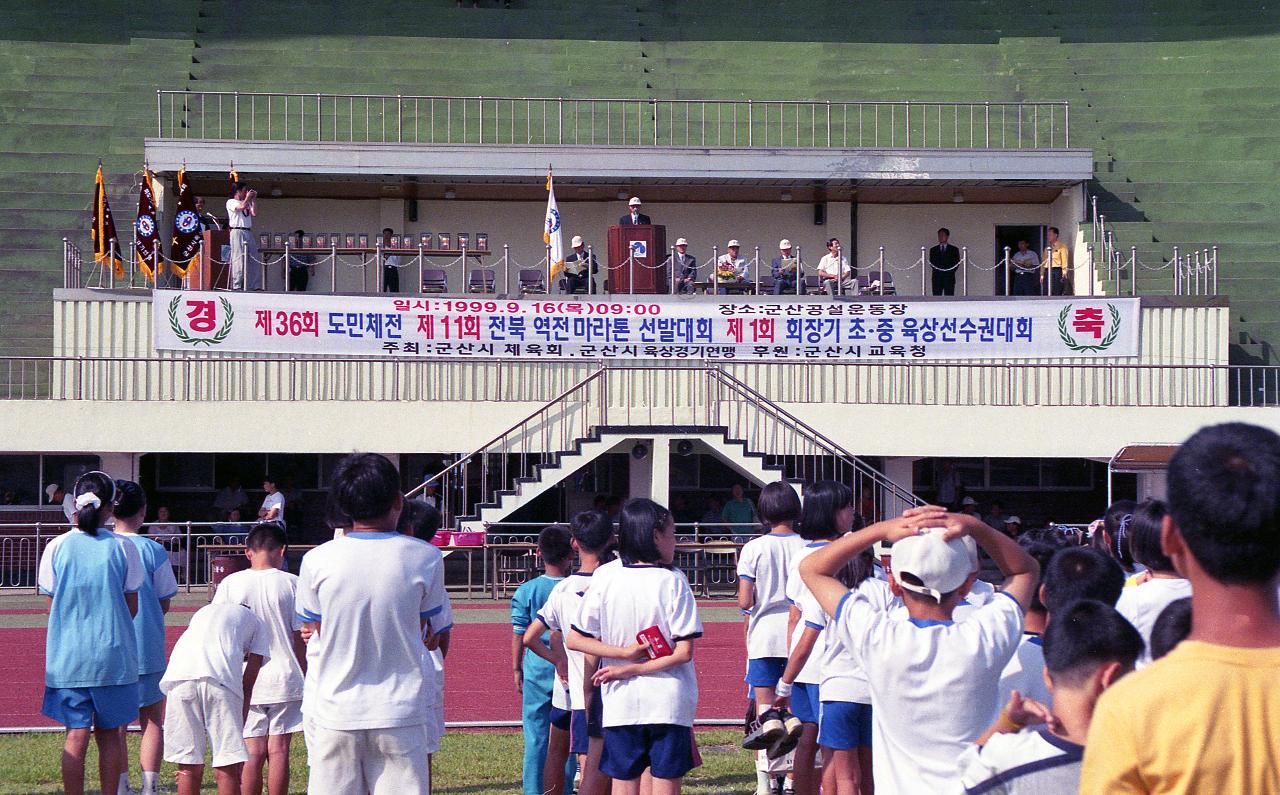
[1009,239,1041,296]
[817,237,854,296]
[715,239,749,295]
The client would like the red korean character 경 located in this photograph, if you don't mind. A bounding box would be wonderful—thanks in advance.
[185,299,217,332]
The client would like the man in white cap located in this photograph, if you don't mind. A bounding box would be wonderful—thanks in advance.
[562,235,597,294]
[619,197,651,226]
[798,505,1039,795]
[770,239,799,295]
[715,239,749,294]
[671,237,698,294]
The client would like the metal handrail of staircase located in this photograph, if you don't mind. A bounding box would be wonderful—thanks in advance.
[705,367,923,515]
[405,365,608,524]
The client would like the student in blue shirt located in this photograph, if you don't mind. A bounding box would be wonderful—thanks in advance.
[37,471,145,795]
[112,479,178,795]
[512,526,574,795]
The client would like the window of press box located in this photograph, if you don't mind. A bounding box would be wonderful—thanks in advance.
[913,458,1094,492]
[0,454,102,506]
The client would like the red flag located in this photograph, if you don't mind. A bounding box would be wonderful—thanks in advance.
[170,167,202,278]
[134,168,159,281]
[91,165,123,278]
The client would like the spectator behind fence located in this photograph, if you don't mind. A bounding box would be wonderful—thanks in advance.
[194,196,221,231]
[929,228,961,296]
[817,237,854,296]
[716,240,749,294]
[563,235,598,294]
[1010,239,1041,296]
[226,182,260,291]
[1042,227,1071,296]
[722,484,759,539]
[771,239,798,295]
[380,228,402,293]
[214,478,247,520]
[1081,423,1280,794]
[672,238,698,294]
[287,230,314,293]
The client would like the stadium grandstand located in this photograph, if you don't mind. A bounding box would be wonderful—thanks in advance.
[1,2,1280,789]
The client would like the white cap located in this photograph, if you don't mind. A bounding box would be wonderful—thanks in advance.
[961,496,978,506]
[45,483,59,498]
[1005,515,1022,525]
[960,535,980,573]
[675,237,688,246]
[571,235,583,247]
[779,238,792,250]
[891,528,971,603]
[628,196,642,206]
[727,239,741,248]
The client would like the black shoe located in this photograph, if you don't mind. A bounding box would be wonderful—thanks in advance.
[742,708,785,751]
[766,711,802,760]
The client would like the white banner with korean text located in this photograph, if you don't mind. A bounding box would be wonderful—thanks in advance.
[153,291,1141,361]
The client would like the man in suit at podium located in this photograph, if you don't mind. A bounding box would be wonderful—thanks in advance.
[619,196,651,226]
[929,227,961,296]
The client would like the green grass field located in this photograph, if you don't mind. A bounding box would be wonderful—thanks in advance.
[0,729,754,794]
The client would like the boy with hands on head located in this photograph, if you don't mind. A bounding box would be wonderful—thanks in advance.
[799,505,1039,795]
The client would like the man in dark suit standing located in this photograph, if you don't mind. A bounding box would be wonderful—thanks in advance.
[929,227,961,296]
[619,196,651,226]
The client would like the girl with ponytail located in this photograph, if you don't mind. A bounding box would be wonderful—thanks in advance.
[36,470,145,795]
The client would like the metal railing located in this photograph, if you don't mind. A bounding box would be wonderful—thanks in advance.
[0,356,1269,407]
[404,365,922,530]
[157,91,1071,150]
[1089,196,1218,296]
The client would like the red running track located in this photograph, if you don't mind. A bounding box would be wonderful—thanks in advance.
[0,622,748,729]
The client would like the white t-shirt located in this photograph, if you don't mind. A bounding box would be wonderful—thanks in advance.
[161,602,270,697]
[968,578,996,607]
[993,634,1051,725]
[957,727,1084,794]
[737,533,807,659]
[260,492,285,524]
[818,253,852,281]
[539,571,595,711]
[296,531,453,730]
[831,589,1024,795]
[810,577,893,704]
[1115,576,1192,667]
[60,493,76,523]
[784,542,831,685]
[213,568,304,705]
[575,561,702,728]
[226,198,252,229]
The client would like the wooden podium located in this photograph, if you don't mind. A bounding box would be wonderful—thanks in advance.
[194,230,230,289]
[607,224,667,294]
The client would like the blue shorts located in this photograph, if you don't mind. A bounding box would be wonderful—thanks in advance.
[818,701,873,750]
[587,689,604,739]
[137,671,164,708]
[570,709,589,755]
[550,706,573,732]
[601,724,695,781]
[745,657,787,688]
[42,683,139,730]
[790,681,821,725]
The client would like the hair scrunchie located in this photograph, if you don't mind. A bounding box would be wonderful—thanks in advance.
[74,492,102,510]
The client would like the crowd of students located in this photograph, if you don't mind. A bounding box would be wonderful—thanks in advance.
[35,421,1280,794]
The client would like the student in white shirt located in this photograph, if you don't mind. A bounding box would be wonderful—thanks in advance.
[213,523,306,795]
[957,600,1142,794]
[570,498,703,794]
[800,506,1040,795]
[258,476,285,527]
[992,531,1067,725]
[737,483,806,754]
[162,600,268,795]
[112,480,179,795]
[771,481,851,795]
[38,471,144,795]
[527,511,616,795]
[296,453,452,795]
[1114,500,1192,667]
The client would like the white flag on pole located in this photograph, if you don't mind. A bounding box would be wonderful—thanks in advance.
[544,169,565,280]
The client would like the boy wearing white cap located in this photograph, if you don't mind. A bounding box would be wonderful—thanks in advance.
[716,241,749,294]
[799,505,1039,794]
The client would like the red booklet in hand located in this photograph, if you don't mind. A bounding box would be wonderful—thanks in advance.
[637,626,674,659]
